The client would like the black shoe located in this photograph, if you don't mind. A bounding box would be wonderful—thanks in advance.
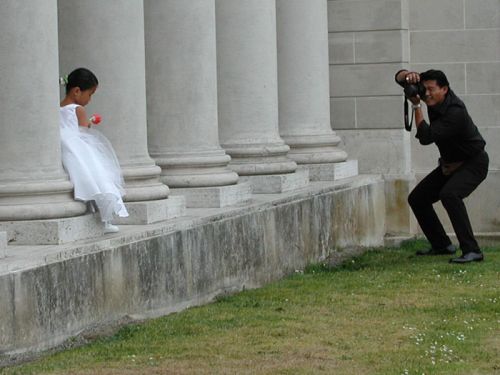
[449,251,484,263]
[416,244,457,256]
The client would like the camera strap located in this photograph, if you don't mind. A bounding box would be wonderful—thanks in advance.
[403,97,413,132]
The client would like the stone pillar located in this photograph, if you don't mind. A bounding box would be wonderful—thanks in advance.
[0,1,110,244]
[144,0,251,208]
[0,232,6,259]
[58,0,183,223]
[215,0,309,192]
[276,0,355,181]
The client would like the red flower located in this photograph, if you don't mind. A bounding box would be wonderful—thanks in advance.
[89,114,102,125]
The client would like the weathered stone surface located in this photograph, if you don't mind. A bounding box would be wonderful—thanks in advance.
[0,232,6,259]
[384,175,417,236]
[409,0,463,30]
[465,0,500,29]
[410,30,500,63]
[327,0,409,32]
[0,176,385,356]
[335,129,412,175]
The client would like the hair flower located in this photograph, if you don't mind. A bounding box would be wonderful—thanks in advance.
[59,75,68,86]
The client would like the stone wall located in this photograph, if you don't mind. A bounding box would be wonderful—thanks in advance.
[0,176,385,356]
[328,0,500,234]
[408,0,500,232]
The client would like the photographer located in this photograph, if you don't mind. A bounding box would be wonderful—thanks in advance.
[395,69,488,263]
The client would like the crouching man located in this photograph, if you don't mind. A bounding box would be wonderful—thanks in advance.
[395,69,488,263]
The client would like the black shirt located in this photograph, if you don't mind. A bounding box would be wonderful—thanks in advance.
[417,90,485,162]
[395,71,486,163]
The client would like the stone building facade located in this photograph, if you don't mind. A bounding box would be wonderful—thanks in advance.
[1,0,498,241]
[0,0,355,244]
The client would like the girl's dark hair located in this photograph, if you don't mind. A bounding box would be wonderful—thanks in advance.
[420,69,450,88]
[65,68,98,94]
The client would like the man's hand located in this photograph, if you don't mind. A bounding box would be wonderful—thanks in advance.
[404,71,420,84]
[403,71,422,104]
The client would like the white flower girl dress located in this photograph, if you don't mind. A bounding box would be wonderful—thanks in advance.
[59,104,129,224]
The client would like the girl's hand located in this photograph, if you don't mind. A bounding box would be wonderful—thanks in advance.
[89,114,102,125]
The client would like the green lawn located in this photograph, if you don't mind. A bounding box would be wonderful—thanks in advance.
[2,240,499,375]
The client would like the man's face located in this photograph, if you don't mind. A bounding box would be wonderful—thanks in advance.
[422,80,448,107]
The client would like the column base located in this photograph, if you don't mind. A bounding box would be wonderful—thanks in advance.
[170,182,252,208]
[114,196,186,225]
[239,168,309,194]
[306,160,359,181]
[0,214,105,245]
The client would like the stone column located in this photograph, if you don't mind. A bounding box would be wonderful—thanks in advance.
[276,0,355,181]
[58,0,183,223]
[144,0,250,208]
[0,1,108,244]
[215,0,309,192]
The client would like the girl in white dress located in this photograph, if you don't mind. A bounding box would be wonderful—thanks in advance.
[60,68,128,233]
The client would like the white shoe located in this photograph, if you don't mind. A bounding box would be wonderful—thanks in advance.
[104,222,119,234]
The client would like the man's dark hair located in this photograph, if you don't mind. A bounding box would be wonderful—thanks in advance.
[420,69,449,88]
[65,68,99,94]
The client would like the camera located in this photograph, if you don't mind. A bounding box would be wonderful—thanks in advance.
[403,81,426,99]
[402,81,426,132]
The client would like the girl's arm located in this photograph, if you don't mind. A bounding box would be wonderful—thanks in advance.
[75,105,91,128]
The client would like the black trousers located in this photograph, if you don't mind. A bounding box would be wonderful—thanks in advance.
[408,151,489,253]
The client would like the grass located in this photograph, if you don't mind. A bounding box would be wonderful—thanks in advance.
[2,239,499,375]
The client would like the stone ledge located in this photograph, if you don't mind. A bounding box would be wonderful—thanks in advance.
[169,182,252,208]
[0,175,386,356]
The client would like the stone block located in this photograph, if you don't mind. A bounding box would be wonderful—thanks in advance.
[384,174,417,235]
[328,32,354,64]
[115,196,186,225]
[330,63,404,97]
[462,95,500,128]
[411,30,500,63]
[0,232,6,259]
[306,159,358,181]
[356,96,405,129]
[409,0,463,30]
[410,133,440,173]
[410,63,466,94]
[479,127,500,169]
[169,182,252,208]
[465,0,500,29]
[330,97,356,130]
[355,30,409,63]
[0,214,104,245]
[239,168,309,193]
[336,128,412,175]
[467,63,500,94]
[328,0,408,32]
